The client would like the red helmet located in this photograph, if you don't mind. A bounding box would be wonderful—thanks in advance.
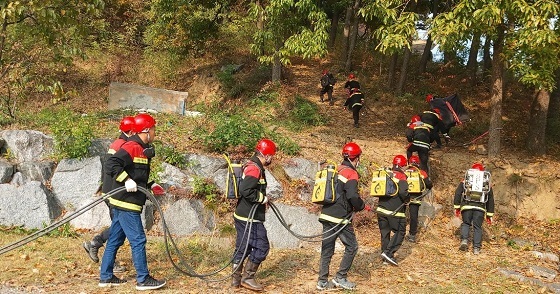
[392,155,407,167]
[342,142,362,159]
[410,115,421,123]
[426,94,434,103]
[433,108,441,115]
[119,116,135,133]
[348,73,356,79]
[408,155,421,166]
[133,113,156,133]
[471,163,484,171]
[256,139,277,156]
[322,69,328,75]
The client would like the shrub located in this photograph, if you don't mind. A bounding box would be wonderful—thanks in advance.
[197,113,265,153]
[35,108,93,159]
[284,95,328,131]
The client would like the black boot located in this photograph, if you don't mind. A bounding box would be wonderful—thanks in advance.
[83,241,101,263]
[241,260,263,291]
[231,262,243,288]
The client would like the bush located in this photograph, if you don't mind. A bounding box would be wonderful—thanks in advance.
[35,108,93,159]
[196,113,265,153]
[284,95,328,131]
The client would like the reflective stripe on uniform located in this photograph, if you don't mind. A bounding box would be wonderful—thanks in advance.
[351,102,362,108]
[108,197,142,212]
[133,157,148,164]
[413,140,431,149]
[116,171,129,182]
[376,207,406,218]
[318,213,350,224]
[234,212,262,223]
[460,205,487,213]
[486,212,494,217]
[423,123,434,129]
[338,174,349,183]
[108,149,117,154]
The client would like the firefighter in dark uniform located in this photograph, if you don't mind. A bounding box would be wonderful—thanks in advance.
[344,73,361,96]
[83,116,136,270]
[405,155,433,243]
[420,108,445,148]
[343,88,364,128]
[405,114,422,143]
[320,69,336,105]
[453,163,495,255]
[317,142,369,291]
[377,155,410,266]
[406,121,431,172]
[99,113,166,291]
[231,139,276,291]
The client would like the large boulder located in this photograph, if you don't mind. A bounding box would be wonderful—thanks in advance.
[51,157,102,210]
[159,199,214,235]
[184,154,226,178]
[69,198,112,230]
[0,181,62,229]
[265,203,321,248]
[0,130,54,162]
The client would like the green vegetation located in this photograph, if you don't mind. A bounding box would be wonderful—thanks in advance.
[283,95,328,131]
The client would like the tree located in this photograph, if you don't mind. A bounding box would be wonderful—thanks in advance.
[249,0,329,82]
[0,0,104,121]
[360,0,418,95]
[431,0,560,157]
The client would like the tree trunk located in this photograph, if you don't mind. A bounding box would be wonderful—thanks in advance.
[547,69,560,143]
[272,42,282,82]
[344,0,360,72]
[419,35,433,73]
[526,89,550,155]
[396,45,411,96]
[328,9,340,49]
[341,5,352,63]
[466,32,481,83]
[488,27,504,159]
[256,0,265,56]
[388,53,398,90]
[482,35,492,82]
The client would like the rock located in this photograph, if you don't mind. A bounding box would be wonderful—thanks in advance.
[529,265,557,281]
[51,157,102,210]
[158,199,214,235]
[0,182,61,229]
[17,161,56,184]
[0,159,14,184]
[530,251,560,263]
[265,203,321,248]
[0,130,54,162]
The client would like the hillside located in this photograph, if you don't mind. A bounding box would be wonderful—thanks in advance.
[1,55,560,293]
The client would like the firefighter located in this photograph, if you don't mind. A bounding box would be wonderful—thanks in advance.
[320,69,336,105]
[405,114,422,143]
[83,116,136,271]
[344,73,361,96]
[405,155,433,243]
[343,88,364,128]
[231,139,276,291]
[453,163,495,255]
[425,94,452,142]
[377,155,410,266]
[99,113,166,290]
[406,121,431,172]
[420,108,445,149]
[317,142,370,290]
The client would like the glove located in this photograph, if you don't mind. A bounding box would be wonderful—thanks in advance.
[364,205,371,212]
[486,217,492,225]
[125,178,137,192]
[151,183,165,196]
[454,209,461,218]
[262,196,269,204]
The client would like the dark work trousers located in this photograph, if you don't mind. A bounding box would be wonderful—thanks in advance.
[233,219,270,264]
[429,130,442,146]
[93,202,114,246]
[408,203,420,236]
[352,105,362,126]
[320,86,334,104]
[460,209,485,249]
[406,145,430,172]
[378,214,406,259]
[318,221,358,282]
